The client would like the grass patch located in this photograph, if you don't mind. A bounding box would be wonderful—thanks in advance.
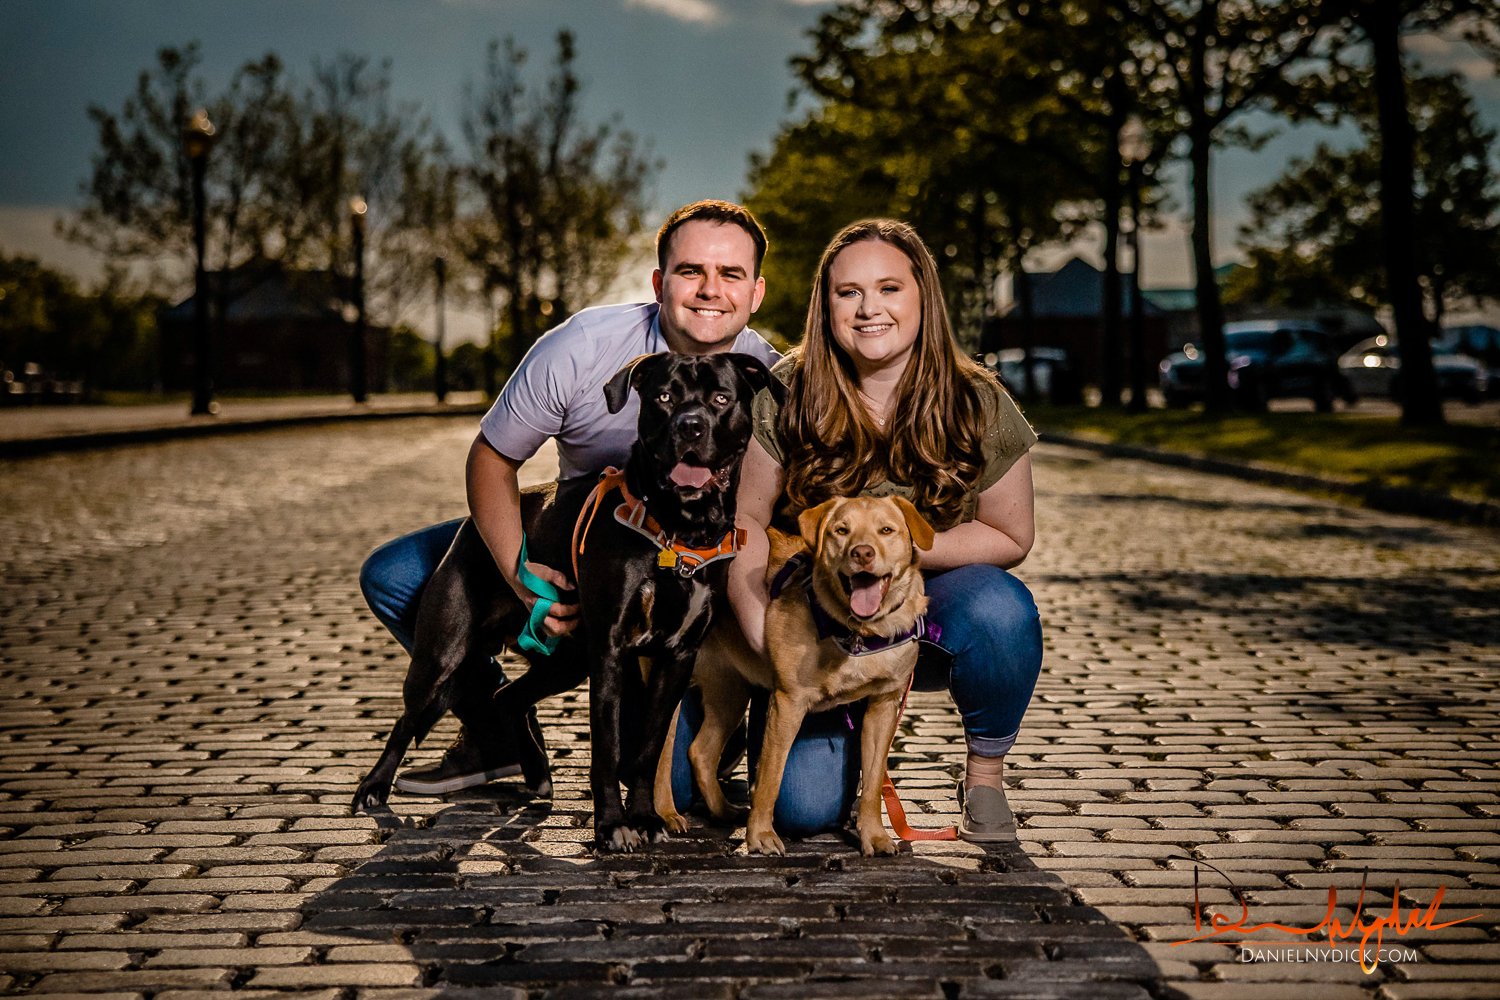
[1026,405,1500,503]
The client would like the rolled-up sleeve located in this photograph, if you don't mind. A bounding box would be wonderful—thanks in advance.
[479,325,582,462]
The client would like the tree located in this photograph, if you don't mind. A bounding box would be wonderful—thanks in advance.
[66,45,450,331]
[458,32,657,376]
[1323,0,1499,425]
[1120,0,1341,412]
[749,1,1102,362]
[65,45,284,287]
[752,0,1180,399]
[0,255,163,394]
[1230,72,1500,325]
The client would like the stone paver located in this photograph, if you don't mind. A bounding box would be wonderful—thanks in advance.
[1,417,1496,998]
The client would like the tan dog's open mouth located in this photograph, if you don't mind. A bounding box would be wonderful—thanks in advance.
[840,571,892,619]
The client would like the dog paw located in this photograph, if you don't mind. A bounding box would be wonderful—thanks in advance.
[658,809,691,834]
[860,830,898,857]
[351,780,389,815]
[597,823,645,853]
[745,826,785,856]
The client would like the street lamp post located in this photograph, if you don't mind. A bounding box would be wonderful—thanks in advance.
[182,109,217,416]
[433,256,448,404]
[348,196,369,404]
[1119,116,1154,414]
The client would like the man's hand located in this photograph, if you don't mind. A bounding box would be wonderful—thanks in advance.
[515,561,580,637]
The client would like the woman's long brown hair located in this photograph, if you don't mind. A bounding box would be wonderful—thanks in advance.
[780,219,992,525]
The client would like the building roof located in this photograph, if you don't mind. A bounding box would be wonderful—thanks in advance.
[161,264,347,324]
[1002,257,1162,319]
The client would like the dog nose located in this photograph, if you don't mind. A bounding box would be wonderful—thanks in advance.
[674,411,707,440]
[850,544,875,566]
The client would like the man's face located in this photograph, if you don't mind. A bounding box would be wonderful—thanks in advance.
[653,219,766,355]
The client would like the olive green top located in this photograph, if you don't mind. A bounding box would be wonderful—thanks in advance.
[751,358,1038,531]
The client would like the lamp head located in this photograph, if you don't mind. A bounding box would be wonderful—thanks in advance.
[182,108,217,161]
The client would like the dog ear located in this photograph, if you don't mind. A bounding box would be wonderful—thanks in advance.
[797,498,842,552]
[728,353,786,404]
[604,354,661,414]
[892,497,935,552]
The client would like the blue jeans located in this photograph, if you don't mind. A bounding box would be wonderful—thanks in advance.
[360,519,469,656]
[671,565,1043,836]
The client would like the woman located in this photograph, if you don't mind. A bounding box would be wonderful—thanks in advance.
[720,218,1042,842]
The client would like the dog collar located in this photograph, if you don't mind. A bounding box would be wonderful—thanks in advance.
[770,553,942,657]
[573,467,744,580]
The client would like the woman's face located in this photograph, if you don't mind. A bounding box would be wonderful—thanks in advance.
[826,239,922,378]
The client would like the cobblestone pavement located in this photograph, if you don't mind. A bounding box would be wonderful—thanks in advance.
[1,418,1496,1000]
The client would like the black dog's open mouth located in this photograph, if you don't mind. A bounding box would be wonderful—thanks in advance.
[840,571,891,619]
[668,460,732,493]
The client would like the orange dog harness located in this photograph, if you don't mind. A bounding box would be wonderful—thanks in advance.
[571,467,745,584]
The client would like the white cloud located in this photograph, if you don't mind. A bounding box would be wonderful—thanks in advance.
[624,0,724,25]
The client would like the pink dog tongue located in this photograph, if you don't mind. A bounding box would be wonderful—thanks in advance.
[669,462,713,489]
[849,575,884,618]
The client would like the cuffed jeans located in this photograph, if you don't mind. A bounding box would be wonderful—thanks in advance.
[670,565,1043,836]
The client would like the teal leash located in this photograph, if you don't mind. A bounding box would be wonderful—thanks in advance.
[515,535,564,656]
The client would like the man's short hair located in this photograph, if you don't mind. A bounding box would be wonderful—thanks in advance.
[655,200,769,277]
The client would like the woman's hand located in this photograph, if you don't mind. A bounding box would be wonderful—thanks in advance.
[922,453,1036,571]
[728,438,784,657]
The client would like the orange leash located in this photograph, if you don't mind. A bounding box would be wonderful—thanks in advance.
[571,468,629,585]
[879,676,958,842]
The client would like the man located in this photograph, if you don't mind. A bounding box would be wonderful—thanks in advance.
[360,200,779,794]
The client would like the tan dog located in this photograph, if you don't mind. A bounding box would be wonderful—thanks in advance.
[657,495,935,857]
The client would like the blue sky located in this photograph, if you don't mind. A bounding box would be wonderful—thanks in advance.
[1,0,1496,337]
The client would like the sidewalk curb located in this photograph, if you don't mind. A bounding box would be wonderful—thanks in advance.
[1040,430,1500,530]
[0,402,487,459]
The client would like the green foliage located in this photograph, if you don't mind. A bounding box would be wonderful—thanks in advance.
[446,341,488,392]
[1231,73,1500,317]
[1029,403,1500,502]
[748,1,1121,347]
[386,326,435,392]
[0,255,164,393]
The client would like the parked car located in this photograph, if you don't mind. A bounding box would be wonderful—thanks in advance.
[985,347,1083,404]
[1158,320,1355,411]
[1337,335,1487,404]
[1436,325,1500,394]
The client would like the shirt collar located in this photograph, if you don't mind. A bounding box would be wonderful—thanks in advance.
[648,303,752,355]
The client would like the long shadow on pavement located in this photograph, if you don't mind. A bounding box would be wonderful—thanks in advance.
[1040,568,1497,655]
[301,783,1171,1000]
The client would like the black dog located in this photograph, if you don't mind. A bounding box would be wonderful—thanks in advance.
[577,351,778,851]
[351,479,593,814]
[352,351,777,855]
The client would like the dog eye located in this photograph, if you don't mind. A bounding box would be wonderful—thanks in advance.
[834,524,849,535]
[880,526,895,534]
[657,391,671,403]
[712,392,729,406]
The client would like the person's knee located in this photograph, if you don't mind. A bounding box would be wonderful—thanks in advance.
[936,567,1039,646]
[772,784,849,837]
[764,722,860,837]
[358,547,394,610]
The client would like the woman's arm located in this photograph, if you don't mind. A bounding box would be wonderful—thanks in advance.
[920,453,1035,572]
[728,437,784,656]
